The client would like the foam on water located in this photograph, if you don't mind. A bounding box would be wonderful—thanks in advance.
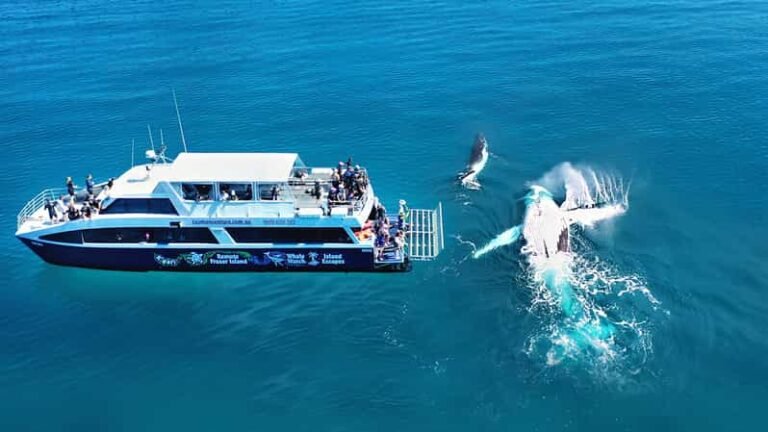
[523,248,658,380]
[476,163,659,379]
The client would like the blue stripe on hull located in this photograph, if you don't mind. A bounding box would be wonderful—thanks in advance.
[18,239,405,272]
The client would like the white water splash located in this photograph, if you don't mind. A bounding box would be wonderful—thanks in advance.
[475,163,659,377]
[523,251,658,376]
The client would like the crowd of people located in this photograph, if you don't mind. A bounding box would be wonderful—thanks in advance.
[327,158,369,207]
[362,200,408,261]
[45,175,112,222]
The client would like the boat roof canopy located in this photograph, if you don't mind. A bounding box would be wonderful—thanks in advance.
[165,152,299,183]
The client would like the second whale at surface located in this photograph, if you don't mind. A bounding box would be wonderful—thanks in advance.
[457,133,489,189]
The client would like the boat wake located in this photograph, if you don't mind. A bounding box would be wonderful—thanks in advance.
[474,163,660,379]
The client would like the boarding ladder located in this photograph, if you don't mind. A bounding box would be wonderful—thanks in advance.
[405,202,445,261]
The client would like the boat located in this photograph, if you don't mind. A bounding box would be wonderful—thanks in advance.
[15,147,444,272]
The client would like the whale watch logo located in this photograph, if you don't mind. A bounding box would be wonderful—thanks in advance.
[154,251,253,267]
[154,250,346,268]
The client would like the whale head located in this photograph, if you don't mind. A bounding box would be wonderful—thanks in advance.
[521,185,570,257]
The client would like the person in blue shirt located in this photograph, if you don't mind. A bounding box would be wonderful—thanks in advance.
[343,166,355,189]
[85,174,94,195]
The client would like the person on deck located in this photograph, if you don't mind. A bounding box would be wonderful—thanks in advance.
[343,166,355,189]
[66,201,80,221]
[44,199,57,221]
[330,170,340,188]
[87,194,99,212]
[66,177,75,197]
[397,212,406,231]
[81,202,92,220]
[85,174,94,195]
[328,186,340,207]
[375,230,386,260]
[394,230,405,249]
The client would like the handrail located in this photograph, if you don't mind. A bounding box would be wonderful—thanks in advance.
[17,188,67,229]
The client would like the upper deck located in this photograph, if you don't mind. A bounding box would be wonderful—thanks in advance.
[17,152,375,233]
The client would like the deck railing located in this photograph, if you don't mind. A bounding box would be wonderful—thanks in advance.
[17,188,67,229]
[289,167,371,215]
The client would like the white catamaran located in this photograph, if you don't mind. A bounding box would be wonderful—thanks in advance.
[16,97,443,272]
[16,149,444,272]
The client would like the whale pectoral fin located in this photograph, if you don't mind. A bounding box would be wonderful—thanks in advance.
[472,225,522,259]
[458,169,476,181]
[565,205,626,227]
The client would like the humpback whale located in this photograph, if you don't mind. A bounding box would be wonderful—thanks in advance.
[458,134,489,189]
[473,181,628,362]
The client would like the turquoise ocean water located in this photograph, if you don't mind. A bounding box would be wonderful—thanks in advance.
[2,0,767,430]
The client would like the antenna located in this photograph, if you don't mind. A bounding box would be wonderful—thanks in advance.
[131,139,135,167]
[147,124,155,152]
[173,89,188,152]
[160,128,165,147]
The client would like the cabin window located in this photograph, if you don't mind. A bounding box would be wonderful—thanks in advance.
[100,199,178,215]
[181,183,214,201]
[83,228,146,243]
[41,230,83,244]
[81,228,218,244]
[258,183,284,201]
[219,183,253,201]
[226,227,353,244]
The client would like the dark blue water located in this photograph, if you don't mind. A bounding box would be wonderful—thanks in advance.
[2,0,767,430]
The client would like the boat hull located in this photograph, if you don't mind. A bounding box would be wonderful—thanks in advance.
[18,238,409,272]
